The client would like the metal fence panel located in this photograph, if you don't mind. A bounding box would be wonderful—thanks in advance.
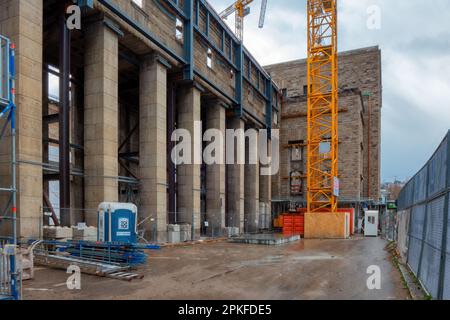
[428,140,447,198]
[414,167,428,205]
[420,243,442,298]
[408,205,426,274]
[405,181,415,208]
[444,253,450,300]
[420,197,446,298]
[399,132,449,299]
[410,204,426,240]
[425,197,446,250]
[444,196,450,300]
[397,209,410,263]
[408,237,422,275]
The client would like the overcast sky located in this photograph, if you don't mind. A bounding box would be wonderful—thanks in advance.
[209,0,450,183]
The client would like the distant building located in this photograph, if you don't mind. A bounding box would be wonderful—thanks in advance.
[265,46,382,207]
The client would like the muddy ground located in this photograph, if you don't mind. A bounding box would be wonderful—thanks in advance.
[23,236,409,300]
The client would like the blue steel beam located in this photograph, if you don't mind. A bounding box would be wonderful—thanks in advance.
[235,42,244,117]
[77,0,94,8]
[183,0,194,80]
[265,77,273,130]
[205,12,210,36]
[195,0,200,25]
[165,0,187,20]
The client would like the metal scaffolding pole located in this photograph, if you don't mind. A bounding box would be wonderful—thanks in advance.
[0,34,19,300]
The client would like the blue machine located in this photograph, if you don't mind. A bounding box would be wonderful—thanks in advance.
[98,203,138,244]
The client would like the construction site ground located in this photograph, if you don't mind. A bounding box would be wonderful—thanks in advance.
[23,236,409,300]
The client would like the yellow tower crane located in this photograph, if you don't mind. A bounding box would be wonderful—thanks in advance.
[306,0,339,213]
[220,0,268,41]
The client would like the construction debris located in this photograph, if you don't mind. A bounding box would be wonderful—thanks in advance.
[43,226,73,241]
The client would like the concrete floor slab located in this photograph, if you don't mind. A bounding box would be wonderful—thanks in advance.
[229,233,301,245]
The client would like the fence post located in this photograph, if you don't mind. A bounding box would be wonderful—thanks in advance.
[437,132,450,299]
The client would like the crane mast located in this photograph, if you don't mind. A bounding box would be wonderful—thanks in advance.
[306,0,339,213]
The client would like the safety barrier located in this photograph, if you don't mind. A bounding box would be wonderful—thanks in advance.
[397,130,450,299]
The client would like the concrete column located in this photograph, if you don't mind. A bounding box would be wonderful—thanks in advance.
[84,22,119,225]
[205,100,226,237]
[177,85,201,238]
[245,131,259,233]
[139,55,168,242]
[259,138,272,230]
[0,0,43,238]
[226,117,245,232]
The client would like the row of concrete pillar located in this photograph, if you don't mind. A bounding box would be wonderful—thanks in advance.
[83,22,271,242]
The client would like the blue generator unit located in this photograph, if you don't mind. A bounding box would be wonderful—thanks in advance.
[98,203,138,244]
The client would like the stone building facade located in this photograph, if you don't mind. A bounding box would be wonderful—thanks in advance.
[265,46,382,205]
[0,0,281,242]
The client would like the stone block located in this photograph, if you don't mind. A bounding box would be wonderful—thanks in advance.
[167,224,181,232]
[72,226,98,241]
[179,224,192,242]
[43,226,73,240]
[168,230,181,244]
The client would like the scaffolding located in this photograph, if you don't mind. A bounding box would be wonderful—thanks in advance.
[0,35,19,300]
[306,0,339,213]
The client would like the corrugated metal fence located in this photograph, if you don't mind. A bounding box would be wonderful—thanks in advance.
[397,130,450,299]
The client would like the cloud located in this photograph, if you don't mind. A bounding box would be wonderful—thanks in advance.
[208,0,450,182]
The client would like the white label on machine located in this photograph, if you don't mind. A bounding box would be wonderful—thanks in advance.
[118,218,129,230]
[117,232,131,237]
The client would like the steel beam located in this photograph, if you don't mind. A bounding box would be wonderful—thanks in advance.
[235,43,243,117]
[167,79,176,223]
[59,3,71,227]
[183,0,194,80]
[265,77,273,131]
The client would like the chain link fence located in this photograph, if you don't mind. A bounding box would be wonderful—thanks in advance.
[397,130,450,299]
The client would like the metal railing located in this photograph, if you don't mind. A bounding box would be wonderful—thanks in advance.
[0,247,12,297]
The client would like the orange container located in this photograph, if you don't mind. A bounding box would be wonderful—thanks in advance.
[283,214,305,236]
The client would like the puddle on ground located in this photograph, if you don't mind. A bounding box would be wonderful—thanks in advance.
[232,253,341,268]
